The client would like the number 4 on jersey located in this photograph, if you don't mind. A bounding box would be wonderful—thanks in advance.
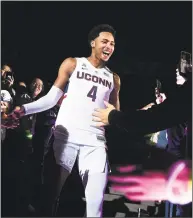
[87,86,98,102]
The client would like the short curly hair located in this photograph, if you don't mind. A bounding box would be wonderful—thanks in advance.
[88,24,116,46]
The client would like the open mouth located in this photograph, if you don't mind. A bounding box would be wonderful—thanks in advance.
[102,51,110,58]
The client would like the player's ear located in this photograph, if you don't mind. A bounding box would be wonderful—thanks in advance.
[91,40,95,48]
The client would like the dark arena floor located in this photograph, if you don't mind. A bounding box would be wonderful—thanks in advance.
[2,160,164,218]
[2,145,190,218]
[57,178,161,217]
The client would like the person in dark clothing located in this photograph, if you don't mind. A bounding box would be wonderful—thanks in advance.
[92,57,192,215]
[165,67,192,217]
[2,81,33,163]
[30,81,60,215]
[12,82,34,159]
[2,81,34,217]
[92,65,191,135]
[166,67,192,160]
[31,104,59,208]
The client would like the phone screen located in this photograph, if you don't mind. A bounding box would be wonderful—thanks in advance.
[6,71,13,78]
[180,51,192,73]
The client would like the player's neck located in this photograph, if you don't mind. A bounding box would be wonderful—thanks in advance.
[87,55,105,69]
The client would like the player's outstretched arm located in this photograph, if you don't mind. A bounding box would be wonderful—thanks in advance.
[9,58,76,119]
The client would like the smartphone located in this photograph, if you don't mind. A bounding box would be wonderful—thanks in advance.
[180,51,192,74]
[5,71,14,82]
[155,79,162,97]
[6,71,14,77]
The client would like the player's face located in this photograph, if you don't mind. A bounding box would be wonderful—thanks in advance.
[93,32,115,62]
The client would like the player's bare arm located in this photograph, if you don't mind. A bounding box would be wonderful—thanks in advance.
[54,57,76,91]
[109,72,121,110]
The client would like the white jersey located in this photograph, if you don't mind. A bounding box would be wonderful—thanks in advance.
[55,57,114,146]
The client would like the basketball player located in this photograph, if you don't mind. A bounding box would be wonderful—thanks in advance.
[9,24,121,217]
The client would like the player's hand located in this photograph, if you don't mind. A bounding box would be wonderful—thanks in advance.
[92,101,115,127]
[3,106,25,129]
[8,106,26,120]
[1,115,19,129]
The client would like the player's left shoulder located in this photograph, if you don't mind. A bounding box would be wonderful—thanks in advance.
[104,67,119,78]
[113,72,120,79]
[111,72,121,92]
[113,72,121,84]
[103,66,113,76]
[104,66,120,84]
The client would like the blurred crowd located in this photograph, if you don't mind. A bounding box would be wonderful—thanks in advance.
[1,64,65,216]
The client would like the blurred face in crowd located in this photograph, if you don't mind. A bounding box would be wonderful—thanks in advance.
[31,78,43,98]
[1,65,14,88]
[176,68,186,85]
[1,65,12,78]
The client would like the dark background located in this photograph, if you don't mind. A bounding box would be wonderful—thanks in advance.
[2,1,192,109]
[1,2,192,216]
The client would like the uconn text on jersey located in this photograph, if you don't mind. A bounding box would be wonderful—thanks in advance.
[77,71,112,89]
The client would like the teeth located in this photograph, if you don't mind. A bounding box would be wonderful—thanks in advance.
[103,51,110,56]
